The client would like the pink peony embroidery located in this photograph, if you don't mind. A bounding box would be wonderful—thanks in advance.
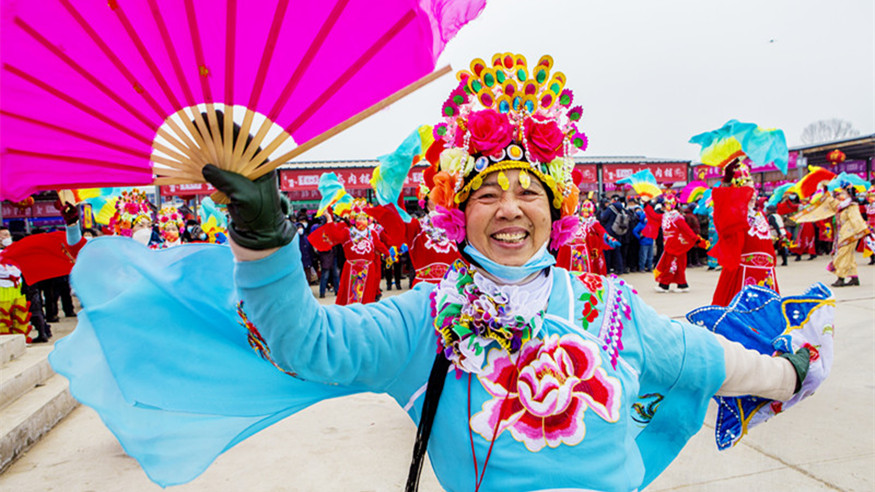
[471,333,622,452]
[432,205,466,243]
[550,215,580,249]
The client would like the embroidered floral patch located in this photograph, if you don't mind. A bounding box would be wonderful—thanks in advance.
[470,333,622,452]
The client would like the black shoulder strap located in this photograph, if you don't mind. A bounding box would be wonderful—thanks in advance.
[405,353,451,492]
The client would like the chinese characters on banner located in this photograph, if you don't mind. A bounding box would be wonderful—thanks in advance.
[602,163,689,184]
[279,167,425,192]
[159,183,216,196]
[1,201,62,218]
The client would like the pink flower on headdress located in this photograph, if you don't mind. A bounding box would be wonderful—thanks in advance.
[458,109,514,157]
[524,116,565,163]
[432,205,466,243]
[550,215,579,249]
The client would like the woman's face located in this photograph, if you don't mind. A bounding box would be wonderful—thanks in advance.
[132,218,152,232]
[464,168,552,267]
[355,215,369,231]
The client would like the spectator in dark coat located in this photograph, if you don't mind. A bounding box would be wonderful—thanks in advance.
[683,205,702,267]
[599,195,628,275]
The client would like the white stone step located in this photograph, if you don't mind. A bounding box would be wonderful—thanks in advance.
[0,343,56,410]
[0,335,26,365]
[0,373,78,473]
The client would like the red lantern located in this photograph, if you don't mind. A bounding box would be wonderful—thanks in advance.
[826,149,846,166]
[11,196,35,209]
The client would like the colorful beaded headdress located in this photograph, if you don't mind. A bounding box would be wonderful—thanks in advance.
[426,53,588,217]
[157,206,183,230]
[662,190,679,208]
[111,189,151,237]
[579,199,595,215]
[728,161,754,188]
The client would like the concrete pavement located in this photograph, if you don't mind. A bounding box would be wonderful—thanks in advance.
[1,253,873,491]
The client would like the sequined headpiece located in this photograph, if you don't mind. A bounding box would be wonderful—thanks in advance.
[663,190,678,208]
[426,53,588,217]
[729,161,754,188]
[111,189,151,237]
[157,206,183,230]
[579,199,595,215]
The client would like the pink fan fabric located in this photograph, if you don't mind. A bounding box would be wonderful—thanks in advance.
[0,0,486,200]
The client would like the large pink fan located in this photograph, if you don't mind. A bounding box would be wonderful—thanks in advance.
[0,0,486,200]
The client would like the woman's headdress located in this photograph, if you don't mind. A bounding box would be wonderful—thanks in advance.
[689,120,789,188]
[425,53,588,217]
[111,189,151,237]
[157,206,183,230]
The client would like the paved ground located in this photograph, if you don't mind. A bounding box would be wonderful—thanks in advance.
[1,253,873,491]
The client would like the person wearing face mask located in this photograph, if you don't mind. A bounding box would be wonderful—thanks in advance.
[643,191,706,293]
[52,55,833,491]
[555,198,617,275]
[792,177,869,287]
[307,195,389,305]
[156,206,184,248]
[0,227,35,341]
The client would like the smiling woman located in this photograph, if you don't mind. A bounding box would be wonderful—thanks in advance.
[50,53,833,492]
[464,169,552,267]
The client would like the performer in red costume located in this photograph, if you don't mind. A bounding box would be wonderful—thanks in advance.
[710,161,780,306]
[644,192,705,293]
[780,195,818,261]
[367,199,461,286]
[308,200,389,305]
[555,199,617,275]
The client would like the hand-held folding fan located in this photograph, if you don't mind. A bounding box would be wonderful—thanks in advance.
[616,169,662,199]
[0,0,487,201]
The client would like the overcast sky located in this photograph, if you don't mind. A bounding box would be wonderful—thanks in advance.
[295,0,875,163]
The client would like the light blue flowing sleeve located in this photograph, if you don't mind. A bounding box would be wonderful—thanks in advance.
[235,234,435,390]
[611,281,726,487]
[48,235,433,487]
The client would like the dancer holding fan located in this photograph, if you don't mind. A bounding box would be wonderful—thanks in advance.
[690,120,788,306]
[48,53,833,491]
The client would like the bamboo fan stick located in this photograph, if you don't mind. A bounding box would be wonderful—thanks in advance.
[232,108,257,166]
[152,140,200,172]
[239,131,291,177]
[252,64,452,179]
[205,102,226,167]
[151,157,203,179]
[161,119,207,166]
[154,176,204,186]
[238,117,274,168]
[153,168,205,183]
[191,107,220,166]
[223,104,234,167]
[182,107,219,166]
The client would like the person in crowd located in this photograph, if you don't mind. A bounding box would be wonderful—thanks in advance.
[793,181,869,287]
[308,200,389,305]
[51,54,830,492]
[624,198,641,272]
[0,227,34,341]
[862,185,875,265]
[644,192,704,292]
[682,204,702,267]
[155,205,184,248]
[599,194,629,274]
[633,202,657,272]
[555,199,617,274]
[710,161,780,305]
[766,204,789,266]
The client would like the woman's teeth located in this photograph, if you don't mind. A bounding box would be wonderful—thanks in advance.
[492,232,527,243]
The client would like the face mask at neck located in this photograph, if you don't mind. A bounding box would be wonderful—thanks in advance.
[463,241,555,282]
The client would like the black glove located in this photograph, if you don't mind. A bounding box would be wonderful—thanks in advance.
[54,200,79,226]
[778,347,810,394]
[201,165,294,250]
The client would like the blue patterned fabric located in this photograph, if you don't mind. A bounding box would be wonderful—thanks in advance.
[686,283,834,449]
